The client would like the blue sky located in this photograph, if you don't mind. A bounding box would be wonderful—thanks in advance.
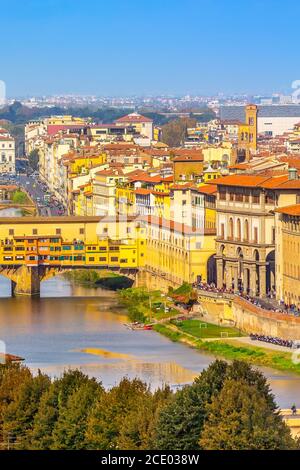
[1,0,300,96]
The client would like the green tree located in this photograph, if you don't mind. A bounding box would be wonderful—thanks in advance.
[154,360,228,450]
[28,149,40,171]
[12,190,28,204]
[0,364,32,445]
[117,386,172,450]
[51,379,103,449]
[27,370,94,449]
[85,378,152,450]
[200,379,297,450]
[2,371,50,449]
[226,360,277,411]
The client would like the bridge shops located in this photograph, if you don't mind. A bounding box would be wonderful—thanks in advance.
[0,216,146,295]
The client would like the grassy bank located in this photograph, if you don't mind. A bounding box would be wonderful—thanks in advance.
[118,287,179,323]
[171,319,245,339]
[63,270,133,289]
[153,323,300,376]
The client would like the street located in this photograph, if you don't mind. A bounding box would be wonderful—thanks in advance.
[5,173,66,217]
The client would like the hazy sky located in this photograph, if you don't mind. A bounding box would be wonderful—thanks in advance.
[1,0,300,97]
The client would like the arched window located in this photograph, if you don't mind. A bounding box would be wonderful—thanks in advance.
[229,218,234,239]
[244,219,249,242]
[237,219,241,241]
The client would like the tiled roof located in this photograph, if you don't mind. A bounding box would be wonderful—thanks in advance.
[196,184,217,195]
[276,204,300,216]
[134,188,152,195]
[115,113,152,123]
[212,175,271,187]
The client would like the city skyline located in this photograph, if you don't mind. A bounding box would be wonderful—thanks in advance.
[1,0,300,97]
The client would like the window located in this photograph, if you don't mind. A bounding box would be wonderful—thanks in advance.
[99,257,107,261]
[9,229,14,235]
[219,190,226,201]
[79,228,84,235]
[120,259,128,263]
[56,228,61,235]
[237,219,241,240]
[229,218,234,239]
[32,229,38,235]
[254,227,258,244]
[244,220,249,242]
[272,227,275,244]
[252,191,260,204]
[220,223,225,239]
[89,257,95,262]
[110,257,119,262]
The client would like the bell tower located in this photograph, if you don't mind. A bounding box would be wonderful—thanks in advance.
[245,104,258,152]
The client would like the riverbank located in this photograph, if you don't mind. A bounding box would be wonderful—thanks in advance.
[63,270,134,290]
[154,322,300,376]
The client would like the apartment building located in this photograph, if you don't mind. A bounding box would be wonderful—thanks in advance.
[0,128,15,174]
[214,171,300,297]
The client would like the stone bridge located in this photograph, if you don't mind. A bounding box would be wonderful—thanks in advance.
[0,264,139,296]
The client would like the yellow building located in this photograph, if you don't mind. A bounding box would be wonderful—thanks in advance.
[0,216,145,272]
[276,205,300,306]
[116,185,136,216]
[237,104,258,161]
[173,152,204,182]
[143,215,216,285]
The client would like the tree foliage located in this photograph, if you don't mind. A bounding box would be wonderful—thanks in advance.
[200,379,296,450]
[28,149,40,171]
[0,361,297,450]
[161,117,197,147]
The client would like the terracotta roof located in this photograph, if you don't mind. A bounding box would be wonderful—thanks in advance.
[134,188,152,195]
[115,113,152,123]
[161,175,174,183]
[196,184,217,195]
[152,191,169,197]
[172,151,203,162]
[228,163,250,170]
[170,183,194,191]
[213,173,300,190]
[276,204,300,216]
[212,175,271,187]
[95,168,124,177]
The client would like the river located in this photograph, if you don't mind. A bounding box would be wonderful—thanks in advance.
[0,207,299,407]
[0,275,299,407]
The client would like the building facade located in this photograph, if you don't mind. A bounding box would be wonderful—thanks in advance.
[214,173,300,297]
[0,128,15,174]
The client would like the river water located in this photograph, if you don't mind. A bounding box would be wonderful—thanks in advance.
[0,207,299,407]
[0,275,298,407]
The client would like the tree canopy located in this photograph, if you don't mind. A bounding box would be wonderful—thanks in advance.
[0,361,296,451]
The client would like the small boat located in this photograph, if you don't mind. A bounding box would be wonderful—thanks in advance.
[124,322,153,331]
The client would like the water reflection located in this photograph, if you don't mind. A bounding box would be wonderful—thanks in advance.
[0,275,298,406]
